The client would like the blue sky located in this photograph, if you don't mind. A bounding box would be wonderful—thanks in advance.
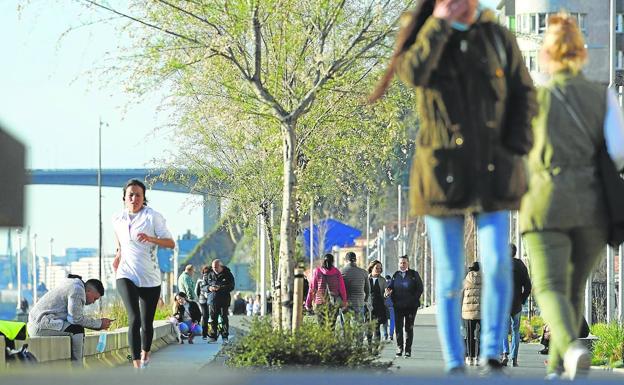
[0,1,203,255]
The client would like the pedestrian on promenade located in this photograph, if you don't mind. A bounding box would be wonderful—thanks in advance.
[206,259,235,343]
[305,253,348,328]
[231,291,247,315]
[520,13,624,380]
[461,261,482,366]
[385,274,395,341]
[170,292,202,344]
[246,296,254,316]
[178,264,197,301]
[252,293,262,315]
[27,275,112,363]
[369,0,536,374]
[195,265,212,339]
[367,260,388,341]
[385,256,423,358]
[341,252,370,323]
[112,178,175,368]
[501,243,531,367]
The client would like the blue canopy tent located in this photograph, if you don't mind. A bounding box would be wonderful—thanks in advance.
[302,218,362,258]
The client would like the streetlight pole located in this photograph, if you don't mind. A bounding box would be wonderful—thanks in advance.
[309,201,314,271]
[260,214,267,316]
[32,233,38,304]
[98,118,103,283]
[397,184,402,256]
[48,237,54,290]
[16,229,22,309]
[609,0,616,88]
[366,194,370,260]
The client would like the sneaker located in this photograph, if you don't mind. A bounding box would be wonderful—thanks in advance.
[447,366,466,376]
[202,336,207,341]
[544,372,565,381]
[404,351,411,358]
[563,341,590,380]
[512,358,519,367]
[222,337,229,344]
[395,348,403,357]
[207,337,217,343]
[480,359,506,377]
[465,357,471,366]
[500,353,509,366]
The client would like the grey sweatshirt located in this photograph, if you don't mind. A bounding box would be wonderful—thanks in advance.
[341,263,370,309]
[28,278,102,331]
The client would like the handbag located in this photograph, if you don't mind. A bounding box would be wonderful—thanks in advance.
[551,87,624,246]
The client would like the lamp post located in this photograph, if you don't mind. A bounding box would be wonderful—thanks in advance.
[48,237,54,290]
[32,233,38,304]
[16,229,22,309]
[309,201,314,271]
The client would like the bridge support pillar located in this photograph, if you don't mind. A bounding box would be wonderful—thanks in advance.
[203,195,221,235]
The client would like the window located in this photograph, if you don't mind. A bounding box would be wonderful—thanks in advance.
[524,51,539,72]
[578,13,587,34]
[617,51,624,70]
[538,13,547,34]
[617,14,623,33]
[508,16,516,31]
[529,13,537,33]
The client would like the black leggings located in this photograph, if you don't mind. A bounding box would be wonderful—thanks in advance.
[117,278,161,360]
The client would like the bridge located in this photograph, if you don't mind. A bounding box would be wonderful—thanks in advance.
[27,168,220,234]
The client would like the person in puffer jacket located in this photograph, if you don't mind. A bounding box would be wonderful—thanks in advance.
[462,261,482,366]
[305,253,348,328]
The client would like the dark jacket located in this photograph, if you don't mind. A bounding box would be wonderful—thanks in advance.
[174,301,201,323]
[232,298,246,315]
[396,8,537,216]
[510,258,531,315]
[206,266,235,306]
[388,269,424,310]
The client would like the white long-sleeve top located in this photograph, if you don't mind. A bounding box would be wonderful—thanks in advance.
[604,88,624,171]
[113,206,172,287]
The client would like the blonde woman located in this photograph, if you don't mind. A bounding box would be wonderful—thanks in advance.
[520,13,624,380]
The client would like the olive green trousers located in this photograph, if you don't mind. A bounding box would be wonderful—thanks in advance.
[523,226,606,373]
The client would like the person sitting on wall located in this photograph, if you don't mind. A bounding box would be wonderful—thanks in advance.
[27,274,112,363]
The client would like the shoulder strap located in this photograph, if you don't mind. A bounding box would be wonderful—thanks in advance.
[550,86,597,146]
[485,23,507,74]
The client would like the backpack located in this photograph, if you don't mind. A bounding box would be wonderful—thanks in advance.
[0,320,37,364]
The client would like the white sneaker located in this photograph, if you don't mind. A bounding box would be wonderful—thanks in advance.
[563,341,590,380]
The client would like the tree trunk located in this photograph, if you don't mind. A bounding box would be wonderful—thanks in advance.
[278,119,297,331]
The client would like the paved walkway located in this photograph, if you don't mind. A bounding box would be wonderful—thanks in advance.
[2,312,623,384]
[143,311,622,380]
[379,308,622,380]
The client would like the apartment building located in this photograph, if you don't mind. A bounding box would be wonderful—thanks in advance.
[497,0,623,84]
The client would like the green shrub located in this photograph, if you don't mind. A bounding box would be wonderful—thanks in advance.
[590,322,624,368]
[101,299,171,330]
[518,315,544,342]
[224,307,390,369]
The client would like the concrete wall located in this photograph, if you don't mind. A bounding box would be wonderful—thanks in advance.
[2,321,176,369]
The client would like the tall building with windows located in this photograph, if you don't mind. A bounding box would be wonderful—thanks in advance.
[497,0,623,84]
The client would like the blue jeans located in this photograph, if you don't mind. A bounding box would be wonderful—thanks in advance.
[426,211,512,370]
[502,311,522,359]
